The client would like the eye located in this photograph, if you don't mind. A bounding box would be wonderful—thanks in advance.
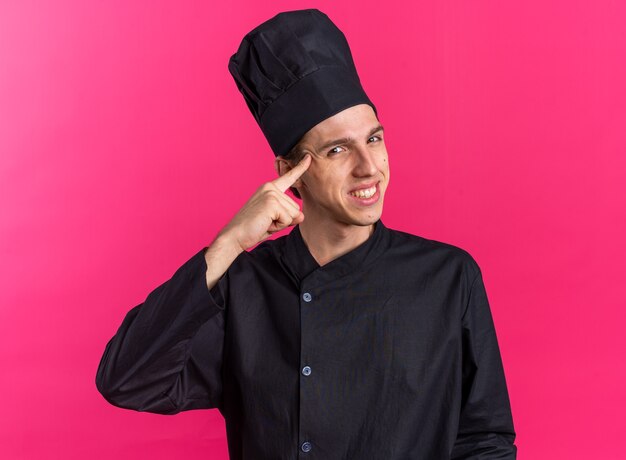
[368,135,382,143]
[327,146,345,156]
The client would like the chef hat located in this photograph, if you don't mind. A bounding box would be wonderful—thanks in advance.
[228,8,377,157]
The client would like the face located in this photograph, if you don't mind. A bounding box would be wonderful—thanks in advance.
[277,103,390,229]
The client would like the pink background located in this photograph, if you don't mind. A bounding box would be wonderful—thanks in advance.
[1,1,625,459]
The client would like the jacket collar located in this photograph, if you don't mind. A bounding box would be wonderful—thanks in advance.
[280,218,392,287]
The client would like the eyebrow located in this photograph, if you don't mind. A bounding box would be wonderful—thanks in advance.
[317,124,385,152]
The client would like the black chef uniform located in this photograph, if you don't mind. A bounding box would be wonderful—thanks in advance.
[96,219,517,459]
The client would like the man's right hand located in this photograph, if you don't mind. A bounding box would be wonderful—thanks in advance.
[217,153,312,252]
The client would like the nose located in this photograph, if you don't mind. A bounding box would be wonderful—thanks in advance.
[351,143,379,177]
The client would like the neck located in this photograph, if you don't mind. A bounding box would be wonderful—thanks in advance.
[298,218,376,267]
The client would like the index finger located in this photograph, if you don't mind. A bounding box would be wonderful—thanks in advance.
[272,153,312,193]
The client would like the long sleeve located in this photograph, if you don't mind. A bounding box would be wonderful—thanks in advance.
[95,247,227,415]
[451,268,517,459]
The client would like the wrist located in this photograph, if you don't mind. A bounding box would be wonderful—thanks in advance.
[214,231,245,257]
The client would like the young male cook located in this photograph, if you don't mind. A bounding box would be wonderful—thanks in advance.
[96,9,517,459]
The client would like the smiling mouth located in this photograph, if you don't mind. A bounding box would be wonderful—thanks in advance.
[348,184,377,198]
[346,182,381,205]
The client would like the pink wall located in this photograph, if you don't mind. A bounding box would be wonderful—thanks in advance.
[1,1,625,458]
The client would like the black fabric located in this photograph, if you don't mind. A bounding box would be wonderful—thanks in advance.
[96,219,517,459]
[228,9,377,157]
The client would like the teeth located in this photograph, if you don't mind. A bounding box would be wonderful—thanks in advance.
[349,185,376,198]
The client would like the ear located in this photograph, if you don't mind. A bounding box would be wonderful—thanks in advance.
[275,156,305,185]
[274,156,288,176]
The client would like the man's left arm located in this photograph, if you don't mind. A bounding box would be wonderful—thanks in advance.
[451,267,517,459]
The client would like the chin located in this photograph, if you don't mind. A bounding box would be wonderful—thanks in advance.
[350,211,382,227]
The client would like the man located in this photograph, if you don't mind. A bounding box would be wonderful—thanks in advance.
[96,9,517,459]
